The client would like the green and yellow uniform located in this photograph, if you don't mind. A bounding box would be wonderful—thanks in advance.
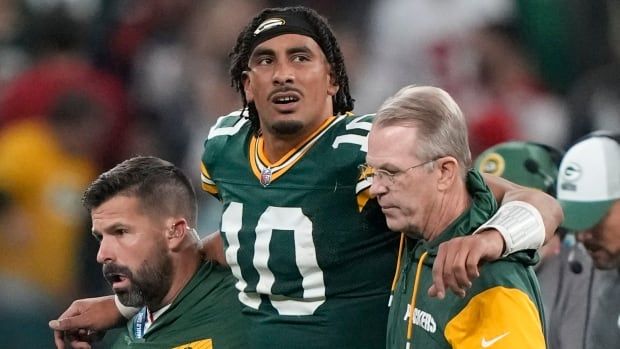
[201,112,398,348]
[387,170,546,349]
[113,262,248,348]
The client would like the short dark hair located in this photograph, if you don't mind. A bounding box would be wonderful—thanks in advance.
[83,156,197,227]
[229,6,354,135]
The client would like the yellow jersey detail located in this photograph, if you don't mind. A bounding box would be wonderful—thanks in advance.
[445,286,545,349]
[249,116,340,184]
[200,162,218,195]
[357,187,371,212]
[172,338,213,349]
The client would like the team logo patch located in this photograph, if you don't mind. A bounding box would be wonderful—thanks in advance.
[254,18,286,35]
[562,162,582,181]
[560,162,581,191]
[260,167,273,187]
[478,153,505,176]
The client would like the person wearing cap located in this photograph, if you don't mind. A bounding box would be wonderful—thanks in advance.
[557,131,620,349]
[49,6,563,349]
[368,86,546,349]
[476,141,593,349]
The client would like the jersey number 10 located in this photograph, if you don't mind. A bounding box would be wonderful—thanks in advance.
[221,202,326,316]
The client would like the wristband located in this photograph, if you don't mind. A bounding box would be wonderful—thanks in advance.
[474,201,545,257]
[115,295,140,319]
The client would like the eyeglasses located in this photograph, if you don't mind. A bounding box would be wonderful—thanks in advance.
[358,158,437,185]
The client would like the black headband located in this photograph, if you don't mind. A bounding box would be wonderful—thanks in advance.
[249,13,324,55]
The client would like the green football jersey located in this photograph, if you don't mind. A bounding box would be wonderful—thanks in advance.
[201,112,398,349]
[112,262,248,348]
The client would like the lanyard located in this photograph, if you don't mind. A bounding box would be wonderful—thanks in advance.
[133,307,148,339]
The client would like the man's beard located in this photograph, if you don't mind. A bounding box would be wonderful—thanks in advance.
[271,120,304,135]
[102,253,173,309]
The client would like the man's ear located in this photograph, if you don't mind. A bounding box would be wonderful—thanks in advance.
[167,219,189,251]
[436,157,459,191]
[242,71,254,102]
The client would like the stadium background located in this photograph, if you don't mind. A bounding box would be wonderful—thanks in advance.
[0,0,617,347]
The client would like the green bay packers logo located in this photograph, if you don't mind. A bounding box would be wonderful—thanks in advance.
[254,18,286,35]
[478,152,505,176]
[562,162,582,181]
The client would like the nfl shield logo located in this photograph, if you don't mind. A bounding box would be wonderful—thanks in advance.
[260,168,272,187]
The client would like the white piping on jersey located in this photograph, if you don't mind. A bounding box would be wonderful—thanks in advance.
[201,173,215,186]
[253,115,346,173]
[356,177,372,194]
[207,111,249,140]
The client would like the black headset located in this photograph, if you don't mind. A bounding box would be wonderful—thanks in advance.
[522,141,564,197]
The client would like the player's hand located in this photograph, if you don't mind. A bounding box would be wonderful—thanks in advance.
[428,229,504,299]
[49,295,122,349]
[56,328,102,349]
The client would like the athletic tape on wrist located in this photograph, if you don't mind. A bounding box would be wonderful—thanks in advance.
[115,295,140,319]
[474,201,545,257]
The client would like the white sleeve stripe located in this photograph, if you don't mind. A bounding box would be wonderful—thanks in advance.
[201,173,215,185]
[356,178,372,194]
[207,112,248,140]
[346,115,373,131]
[332,134,368,152]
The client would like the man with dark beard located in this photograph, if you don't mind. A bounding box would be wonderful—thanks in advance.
[53,156,248,348]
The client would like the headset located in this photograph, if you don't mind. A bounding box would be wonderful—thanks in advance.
[521,141,564,197]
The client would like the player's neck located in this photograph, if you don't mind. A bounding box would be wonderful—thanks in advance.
[261,135,301,163]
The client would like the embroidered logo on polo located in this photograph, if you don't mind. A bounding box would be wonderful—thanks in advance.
[403,306,437,334]
[481,332,510,348]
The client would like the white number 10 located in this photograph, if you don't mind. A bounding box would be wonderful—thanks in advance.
[221,202,326,315]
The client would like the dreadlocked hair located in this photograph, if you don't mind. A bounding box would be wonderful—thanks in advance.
[229,6,355,135]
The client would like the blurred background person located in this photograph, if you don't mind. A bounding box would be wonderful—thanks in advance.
[475,141,592,349]
[0,4,129,167]
[557,131,620,349]
[0,90,110,347]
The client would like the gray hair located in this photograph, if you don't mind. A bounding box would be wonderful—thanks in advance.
[375,85,472,177]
